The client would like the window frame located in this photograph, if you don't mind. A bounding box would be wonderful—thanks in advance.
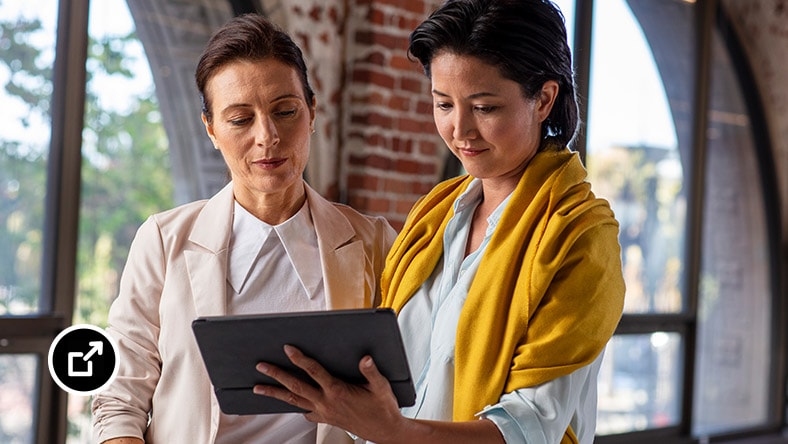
[574,0,787,442]
[0,0,89,443]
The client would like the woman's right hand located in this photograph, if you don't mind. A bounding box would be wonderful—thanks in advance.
[254,345,410,443]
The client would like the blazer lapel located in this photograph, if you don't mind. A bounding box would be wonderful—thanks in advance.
[306,185,367,310]
[185,182,234,318]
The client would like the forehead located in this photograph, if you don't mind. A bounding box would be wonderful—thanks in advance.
[206,58,305,105]
[429,52,515,95]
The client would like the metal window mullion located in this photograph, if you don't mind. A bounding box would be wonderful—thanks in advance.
[572,0,593,163]
[39,0,90,443]
[681,0,716,437]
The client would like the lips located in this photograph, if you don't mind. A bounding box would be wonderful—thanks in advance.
[252,158,287,169]
[456,146,487,157]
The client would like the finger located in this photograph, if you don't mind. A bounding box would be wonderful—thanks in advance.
[256,361,319,401]
[253,383,312,412]
[283,345,336,387]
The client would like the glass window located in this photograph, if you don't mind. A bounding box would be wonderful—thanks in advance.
[0,353,38,443]
[586,0,685,316]
[67,0,172,440]
[691,20,773,437]
[0,0,59,316]
[587,0,696,436]
[597,333,683,434]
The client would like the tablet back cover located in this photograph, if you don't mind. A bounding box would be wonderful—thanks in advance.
[192,308,415,415]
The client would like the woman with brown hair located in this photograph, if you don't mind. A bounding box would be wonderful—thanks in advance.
[92,14,395,444]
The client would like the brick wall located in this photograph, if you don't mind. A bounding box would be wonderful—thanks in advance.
[343,0,445,229]
[276,0,445,230]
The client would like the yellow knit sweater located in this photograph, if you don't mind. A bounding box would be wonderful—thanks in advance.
[380,148,625,443]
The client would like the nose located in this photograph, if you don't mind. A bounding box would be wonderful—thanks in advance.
[255,115,280,148]
[452,108,477,142]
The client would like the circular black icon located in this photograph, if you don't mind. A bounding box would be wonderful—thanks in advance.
[48,324,119,395]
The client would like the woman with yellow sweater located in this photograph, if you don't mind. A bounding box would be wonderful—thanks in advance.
[255,1,625,442]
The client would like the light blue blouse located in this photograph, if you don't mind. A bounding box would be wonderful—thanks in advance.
[397,179,603,444]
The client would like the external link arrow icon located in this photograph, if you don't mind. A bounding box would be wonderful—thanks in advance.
[82,341,103,361]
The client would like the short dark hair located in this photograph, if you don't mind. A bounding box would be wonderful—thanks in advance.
[195,14,315,123]
[408,0,578,148]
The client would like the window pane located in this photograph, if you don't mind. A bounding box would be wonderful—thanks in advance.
[597,333,683,435]
[68,0,173,440]
[586,0,690,315]
[0,353,38,442]
[691,21,773,437]
[0,0,59,315]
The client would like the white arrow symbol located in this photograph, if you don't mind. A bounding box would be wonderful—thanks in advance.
[82,341,103,361]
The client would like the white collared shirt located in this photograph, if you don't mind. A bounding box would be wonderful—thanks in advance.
[397,179,602,444]
[216,199,325,444]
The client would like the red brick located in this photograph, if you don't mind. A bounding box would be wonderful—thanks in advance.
[355,29,408,50]
[384,178,409,193]
[388,95,409,111]
[392,137,413,153]
[396,197,420,214]
[352,68,396,89]
[368,8,385,25]
[366,197,391,213]
[391,54,417,71]
[349,153,393,170]
[347,173,379,190]
[365,133,385,147]
[400,77,426,93]
[414,180,437,195]
[419,139,440,156]
[416,100,433,114]
[350,111,394,128]
[398,117,430,133]
[363,51,387,66]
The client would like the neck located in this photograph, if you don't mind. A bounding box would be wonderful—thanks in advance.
[234,182,307,225]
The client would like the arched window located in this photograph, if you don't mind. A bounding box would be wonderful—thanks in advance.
[578,0,782,441]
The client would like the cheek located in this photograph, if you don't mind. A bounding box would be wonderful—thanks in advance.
[215,131,251,162]
[432,113,453,143]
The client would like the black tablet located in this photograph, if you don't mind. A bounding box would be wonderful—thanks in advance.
[191,308,416,415]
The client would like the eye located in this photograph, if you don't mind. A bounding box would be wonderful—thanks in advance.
[274,108,297,118]
[229,117,252,126]
[435,102,453,111]
[473,105,499,114]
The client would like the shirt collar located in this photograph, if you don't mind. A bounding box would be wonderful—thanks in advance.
[273,202,322,299]
[227,202,273,294]
[453,178,512,235]
[227,200,320,297]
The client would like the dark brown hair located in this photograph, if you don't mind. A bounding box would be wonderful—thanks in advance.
[409,0,578,148]
[195,14,315,123]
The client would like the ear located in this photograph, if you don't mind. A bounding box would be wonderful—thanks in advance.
[201,113,218,149]
[536,80,559,123]
[308,96,317,133]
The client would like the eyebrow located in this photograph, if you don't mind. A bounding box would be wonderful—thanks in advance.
[219,93,303,114]
[431,89,498,100]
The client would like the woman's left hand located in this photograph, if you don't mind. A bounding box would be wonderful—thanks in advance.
[254,344,408,442]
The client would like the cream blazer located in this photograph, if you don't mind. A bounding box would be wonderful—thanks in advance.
[92,182,396,444]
